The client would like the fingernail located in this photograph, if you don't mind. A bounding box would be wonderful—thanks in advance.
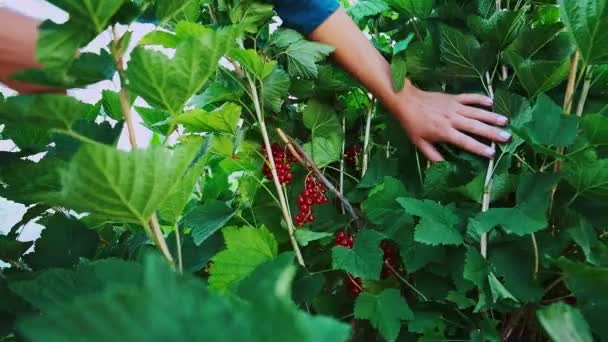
[485,147,495,157]
[497,115,508,124]
[484,98,494,106]
[499,131,511,140]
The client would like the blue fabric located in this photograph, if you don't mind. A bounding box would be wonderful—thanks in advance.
[273,0,340,35]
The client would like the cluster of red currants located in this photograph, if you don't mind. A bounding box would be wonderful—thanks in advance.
[261,143,297,184]
[344,144,362,168]
[294,175,329,226]
[335,231,363,296]
[335,230,354,248]
[346,276,363,296]
[380,240,399,279]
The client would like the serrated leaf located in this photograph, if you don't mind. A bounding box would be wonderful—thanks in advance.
[295,230,333,247]
[561,0,608,65]
[506,23,564,59]
[567,217,606,266]
[397,198,464,246]
[156,0,201,23]
[262,67,290,112]
[580,113,608,146]
[270,29,334,79]
[23,214,99,270]
[332,229,385,280]
[362,177,412,228]
[504,51,570,97]
[520,94,578,147]
[537,303,593,342]
[135,106,171,135]
[388,0,434,18]
[348,0,390,21]
[229,48,275,80]
[177,102,241,134]
[354,289,413,342]
[183,200,236,245]
[487,273,518,303]
[467,10,526,48]
[229,1,274,33]
[463,247,490,287]
[446,291,475,309]
[55,142,201,225]
[439,25,494,79]
[0,236,33,262]
[209,226,277,291]
[391,54,408,91]
[564,150,608,200]
[557,258,608,337]
[468,203,546,237]
[303,134,342,167]
[127,29,232,114]
[47,0,126,33]
[302,100,341,137]
[0,94,92,132]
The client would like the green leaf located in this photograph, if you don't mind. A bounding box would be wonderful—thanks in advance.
[229,1,274,33]
[302,135,343,167]
[47,0,126,33]
[561,0,608,65]
[506,23,564,59]
[23,214,99,270]
[504,51,570,97]
[0,236,33,262]
[520,94,578,147]
[183,200,236,245]
[156,0,201,23]
[35,21,92,68]
[295,230,333,247]
[270,29,334,79]
[262,67,291,112]
[567,217,606,266]
[397,198,464,246]
[17,254,349,342]
[10,258,142,312]
[354,289,414,342]
[487,273,518,303]
[467,10,526,48]
[0,94,92,132]
[134,106,171,135]
[302,100,341,137]
[362,177,412,228]
[439,25,494,79]
[209,226,277,291]
[580,113,608,146]
[537,303,593,342]
[127,30,233,114]
[388,0,434,18]
[463,247,490,287]
[101,89,135,121]
[557,258,608,337]
[468,203,546,237]
[332,229,385,280]
[348,0,390,21]
[55,142,200,225]
[229,48,275,80]
[138,30,179,48]
[564,148,608,200]
[446,290,475,309]
[176,102,241,134]
[391,54,408,91]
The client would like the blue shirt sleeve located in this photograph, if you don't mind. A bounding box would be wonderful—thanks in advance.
[272,0,340,35]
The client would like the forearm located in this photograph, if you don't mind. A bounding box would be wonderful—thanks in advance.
[309,9,402,112]
[0,9,56,93]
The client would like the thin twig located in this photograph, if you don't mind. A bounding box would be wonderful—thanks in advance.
[149,215,174,264]
[175,224,183,274]
[531,233,539,279]
[361,98,375,177]
[384,261,428,301]
[277,128,362,227]
[247,76,305,266]
[575,66,592,117]
[339,116,346,214]
[481,72,496,258]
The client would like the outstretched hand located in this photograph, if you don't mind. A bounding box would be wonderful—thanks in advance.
[393,81,511,162]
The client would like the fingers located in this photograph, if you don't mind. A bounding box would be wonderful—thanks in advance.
[455,94,493,107]
[454,117,511,143]
[459,105,509,126]
[417,140,445,162]
[447,130,495,158]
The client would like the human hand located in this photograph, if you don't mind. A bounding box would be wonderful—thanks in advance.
[393,81,511,162]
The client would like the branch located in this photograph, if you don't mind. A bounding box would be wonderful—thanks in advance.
[149,215,174,264]
[276,128,362,228]
[361,98,375,177]
[480,72,496,258]
[575,66,592,117]
[247,76,305,266]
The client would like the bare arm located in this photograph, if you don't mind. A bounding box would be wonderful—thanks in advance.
[309,9,511,161]
[0,9,58,93]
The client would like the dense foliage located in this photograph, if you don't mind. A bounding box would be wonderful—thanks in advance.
[1,0,607,341]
